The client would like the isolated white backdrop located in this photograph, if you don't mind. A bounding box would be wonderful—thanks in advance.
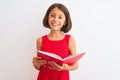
[0,0,120,80]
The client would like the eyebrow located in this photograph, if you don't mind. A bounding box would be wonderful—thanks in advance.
[49,13,65,16]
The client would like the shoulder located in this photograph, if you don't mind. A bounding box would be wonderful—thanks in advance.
[65,34,73,39]
[36,36,43,45]
[65,34,75,43]
[37,37,42,43]
[36,36,45,51]
[36,35,47,43]
[68,34,75,42]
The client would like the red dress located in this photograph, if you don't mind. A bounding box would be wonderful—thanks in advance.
[37,34,71,80]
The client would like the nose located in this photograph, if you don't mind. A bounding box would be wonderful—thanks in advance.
[54,16,59,21]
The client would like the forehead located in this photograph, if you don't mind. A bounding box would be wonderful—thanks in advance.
[49,7,65,16]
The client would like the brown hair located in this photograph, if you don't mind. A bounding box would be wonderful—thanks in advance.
[43,3,72,33]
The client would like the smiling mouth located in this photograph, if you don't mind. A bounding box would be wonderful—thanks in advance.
[52,23,59,26]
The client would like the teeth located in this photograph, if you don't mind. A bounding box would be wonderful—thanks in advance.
[52,23,59,26]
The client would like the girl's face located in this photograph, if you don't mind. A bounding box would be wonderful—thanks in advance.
[48,7,66,31]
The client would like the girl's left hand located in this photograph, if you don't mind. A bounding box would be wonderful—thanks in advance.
[48,61,69,71]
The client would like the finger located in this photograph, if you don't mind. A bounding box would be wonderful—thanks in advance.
[33,57,42,62]
[33,57,38,62]
[50,61,60,67]
[63,63,68,67]
[37,60,47,64]
[48,61,54,67]
[47,66,61,71]
[48,61,62,70]
[33,58,44,64]
[37,57,42,60]
[32,58,37,63]
[47,66,53,69]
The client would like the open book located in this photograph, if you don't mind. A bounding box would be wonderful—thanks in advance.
[37,51,86,65]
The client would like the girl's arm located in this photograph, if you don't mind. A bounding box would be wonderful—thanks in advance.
[64,35,78,70]
[32,37,47,70]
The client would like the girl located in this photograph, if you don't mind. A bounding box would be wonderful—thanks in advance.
[32,3,78,80]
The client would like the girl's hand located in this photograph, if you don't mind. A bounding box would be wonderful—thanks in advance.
[48,61,69,71]
[32,56,47,70]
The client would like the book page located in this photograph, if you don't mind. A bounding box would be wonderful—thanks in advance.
[38,51,63,60]
[63,54,77,60]
[63,52,86,60]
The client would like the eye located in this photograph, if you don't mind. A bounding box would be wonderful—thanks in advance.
[59,16,63,19]
[50,14,55,17]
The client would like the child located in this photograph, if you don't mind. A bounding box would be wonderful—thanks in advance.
[32,3,78,80]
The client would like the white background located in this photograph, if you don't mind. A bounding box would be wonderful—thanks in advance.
[0,0,120,80]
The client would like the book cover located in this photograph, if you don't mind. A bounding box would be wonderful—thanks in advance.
[37,50,86,65]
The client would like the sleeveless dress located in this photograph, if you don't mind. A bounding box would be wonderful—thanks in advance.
[37,34,71,80]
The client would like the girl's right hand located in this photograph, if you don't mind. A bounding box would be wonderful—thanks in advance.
[32,56,47,70]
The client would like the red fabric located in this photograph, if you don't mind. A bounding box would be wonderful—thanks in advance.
[37,34,71,80]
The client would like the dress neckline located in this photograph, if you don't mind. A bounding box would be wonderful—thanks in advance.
[45,34,66,42]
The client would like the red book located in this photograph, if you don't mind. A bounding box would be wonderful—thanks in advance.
[37,51,86,65]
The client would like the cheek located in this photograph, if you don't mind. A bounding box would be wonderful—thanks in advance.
[48,17,54,23]
[62,20,66,25]
[48,18,51,24]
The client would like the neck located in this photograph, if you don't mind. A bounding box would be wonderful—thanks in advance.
[48,31,65,40]
[49,30,63,36]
